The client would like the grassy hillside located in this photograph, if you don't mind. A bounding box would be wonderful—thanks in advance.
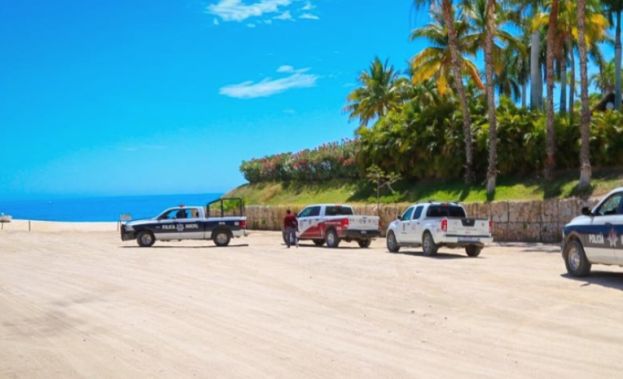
[227,169,623,205]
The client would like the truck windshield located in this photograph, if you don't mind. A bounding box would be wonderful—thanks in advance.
[325,206,354,216]
[426,205,466,218]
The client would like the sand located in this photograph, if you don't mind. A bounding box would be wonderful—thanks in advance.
[1,225,623,378]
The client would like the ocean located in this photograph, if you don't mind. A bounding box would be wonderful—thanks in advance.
[0,193,222,222]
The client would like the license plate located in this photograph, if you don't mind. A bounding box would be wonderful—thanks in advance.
[361,230,367,234]
[459,237,479,242]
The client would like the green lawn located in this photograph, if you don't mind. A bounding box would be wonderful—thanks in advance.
[227,169,623,206]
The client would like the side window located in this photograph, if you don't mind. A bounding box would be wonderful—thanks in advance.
[401,207,414,220]
[298,207,312,218]
[596,193,623,216]
[413,206,423,220]
[309,206,321,217]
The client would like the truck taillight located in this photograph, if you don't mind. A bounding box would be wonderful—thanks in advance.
[489,219,493,233]
[240,220,247,229]
[440,218,448,232]
[341,218,349,228]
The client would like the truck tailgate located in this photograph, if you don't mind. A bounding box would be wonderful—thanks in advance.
[447,218,490,236]
[347,215,380,230]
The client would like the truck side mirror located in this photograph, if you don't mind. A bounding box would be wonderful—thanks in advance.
[581,207,592,216]
[397,215,402,221]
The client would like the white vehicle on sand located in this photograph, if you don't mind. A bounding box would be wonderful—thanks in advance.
[386,202,493,256]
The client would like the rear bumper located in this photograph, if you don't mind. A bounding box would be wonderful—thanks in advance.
[440,234,493,246]
[342,229,381,240]
[232,229,248,238]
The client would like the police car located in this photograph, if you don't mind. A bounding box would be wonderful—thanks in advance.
[120,198,247,247]
[562,188,623,276]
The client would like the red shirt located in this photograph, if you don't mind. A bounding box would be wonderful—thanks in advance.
[284,214,298,229]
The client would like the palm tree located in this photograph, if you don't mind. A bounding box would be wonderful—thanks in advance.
[410,13,484,95]
[484,0,498,195]
[414,0,476,183]
[592,60,616,94]
[544,0,559,180]
[346,57,401,128]
[577,0,592,190]
[495,47,525,102]
[605,0,623,109]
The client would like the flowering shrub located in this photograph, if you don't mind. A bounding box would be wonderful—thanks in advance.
[240,140,360,183]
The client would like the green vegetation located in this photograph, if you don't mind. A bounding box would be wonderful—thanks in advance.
[228,169,623,206]
[234,0,623,205]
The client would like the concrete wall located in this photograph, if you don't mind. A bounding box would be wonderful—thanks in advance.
[245,198,599,242]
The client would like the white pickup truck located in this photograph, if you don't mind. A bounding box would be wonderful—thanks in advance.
[386,202,492,257]
[293,204,381,248]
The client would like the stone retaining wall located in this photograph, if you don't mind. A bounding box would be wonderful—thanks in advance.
[245,198,599,242]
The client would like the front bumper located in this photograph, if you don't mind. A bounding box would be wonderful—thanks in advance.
[120,225,136,241]
[342,229,381,240]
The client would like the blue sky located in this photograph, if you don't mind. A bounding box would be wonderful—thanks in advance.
[0,0,429,199]
[0,1,613,199]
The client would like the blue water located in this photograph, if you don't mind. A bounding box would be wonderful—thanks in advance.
[0,193,222,222]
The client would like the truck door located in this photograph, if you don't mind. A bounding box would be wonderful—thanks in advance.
[174,208,204,239]
[398,207,414,243]
[298,206,321,239]
[584,192,623,265]
[406,206,424,244]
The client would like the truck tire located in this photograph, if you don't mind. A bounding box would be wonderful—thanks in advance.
[465,246,482,257]
[137,231,155,247]
[422,231,438,256]
[386,231,400,253]
[326,229,340,248]
[313,239,325,247]
[213,229,231,247]
[563,238,592,277]
[358,239,371,248]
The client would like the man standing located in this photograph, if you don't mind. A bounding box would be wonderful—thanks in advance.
[283,209,298,248]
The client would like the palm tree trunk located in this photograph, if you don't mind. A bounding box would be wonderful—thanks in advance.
[441,0,474,183]
[530,31,542,109]
[559,49,567,114]
[544,0,558,180]
[568,38,575,122]
[577,0,591,189]
[485,0,497,195]
[615,10,622,110]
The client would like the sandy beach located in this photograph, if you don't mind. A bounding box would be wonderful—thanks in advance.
[1,224,623,378]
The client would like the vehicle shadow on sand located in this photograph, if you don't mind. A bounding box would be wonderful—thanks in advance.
[283,243,364,250]
[120,244,250,249]
[388,250,474,259]
[561,272,623,291]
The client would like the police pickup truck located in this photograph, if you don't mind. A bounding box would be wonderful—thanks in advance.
[386,202,492,256]
[562,188,623,276]
[121,198,247,247]
[294,204,380,248]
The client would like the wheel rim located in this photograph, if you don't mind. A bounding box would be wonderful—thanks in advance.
[568,244,581,271]
[141,234,152,245]
[216,232,228,245]
[327,232,335,245]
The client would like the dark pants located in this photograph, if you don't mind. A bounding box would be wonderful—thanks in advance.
[284,227,297,247]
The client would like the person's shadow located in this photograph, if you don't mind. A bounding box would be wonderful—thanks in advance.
[561,271,623,291]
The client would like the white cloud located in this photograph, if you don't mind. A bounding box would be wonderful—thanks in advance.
[247,23,257,28]
[277,65,295,73]
[219,66,318,99]
[302,1,314,11]
[207,0,292,22]
[213,18,220,25]
[299,13,319,20]
[273,10,293,20]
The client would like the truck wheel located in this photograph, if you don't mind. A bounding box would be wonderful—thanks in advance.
[137,231,155,247]
[386,231,400,253]
[564,239,592,277]
[422,232,438,256]
[313,239,325,247]
[358,239,371,248]
[326,229,340,248]
[465,246,482,257]
[213,229,231,247]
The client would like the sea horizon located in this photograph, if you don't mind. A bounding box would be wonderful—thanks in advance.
[0,192,223,222]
